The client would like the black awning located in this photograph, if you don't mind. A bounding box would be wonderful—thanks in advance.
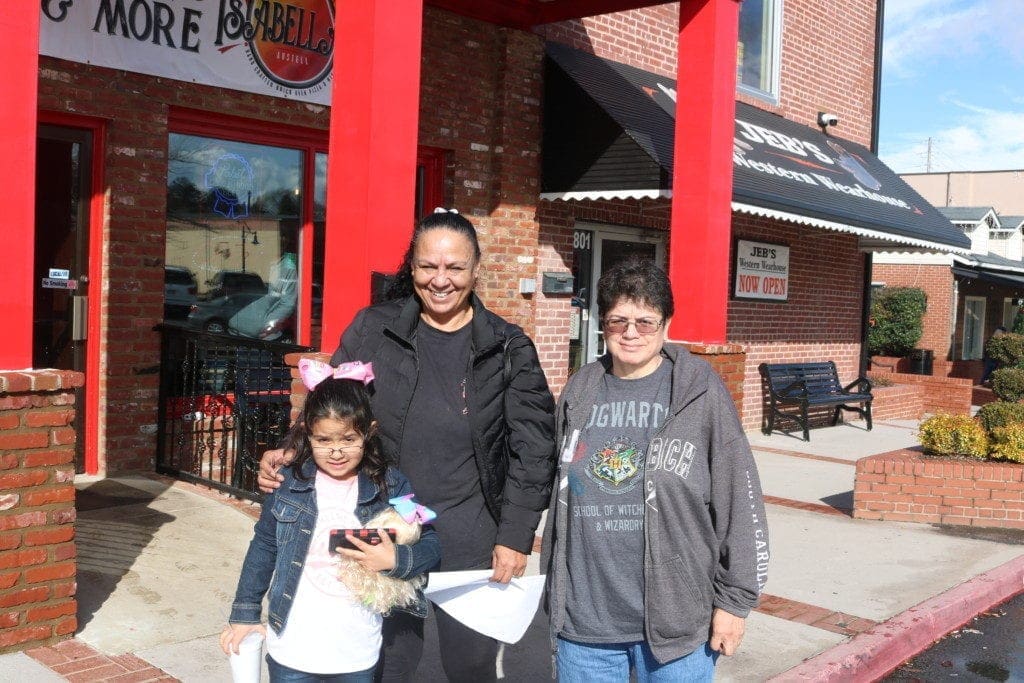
[952,266,1024,290]
[542,42,971,253]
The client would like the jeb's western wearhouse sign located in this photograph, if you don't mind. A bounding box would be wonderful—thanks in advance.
[734,239,789,302]
[40,0,334,105]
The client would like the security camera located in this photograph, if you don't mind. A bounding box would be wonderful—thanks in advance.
[817,112,839,128]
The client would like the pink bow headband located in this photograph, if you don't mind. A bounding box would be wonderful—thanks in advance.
[298,359,375,391]
[389,494,437,525]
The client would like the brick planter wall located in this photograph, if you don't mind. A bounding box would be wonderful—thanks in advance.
[867,371,972,416]
[853,449,1024,529]
[0,370,80,652]
[869,384,925,421]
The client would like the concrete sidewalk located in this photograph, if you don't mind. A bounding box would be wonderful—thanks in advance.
[2,418,1022,681]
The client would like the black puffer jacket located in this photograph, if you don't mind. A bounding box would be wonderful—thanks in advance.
[330,294,556,554]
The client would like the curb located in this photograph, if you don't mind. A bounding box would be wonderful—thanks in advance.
[769,553,1024,682]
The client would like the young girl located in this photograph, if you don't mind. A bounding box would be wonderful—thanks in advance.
[220,360,441,682]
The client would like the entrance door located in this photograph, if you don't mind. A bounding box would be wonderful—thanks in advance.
[570,225,666,372]
[34,125,93,472]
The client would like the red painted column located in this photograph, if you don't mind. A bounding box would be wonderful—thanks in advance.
[321,1,424,349]
[0,2,39,369]
[668,0,740,344]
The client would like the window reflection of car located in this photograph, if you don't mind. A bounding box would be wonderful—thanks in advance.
[187,293,265,334]
[164,266,198,319]
[187,292,296,342]
[205,270,267,300]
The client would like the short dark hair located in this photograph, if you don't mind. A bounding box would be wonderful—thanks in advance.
[386,209,481,300]
[597,257,674,320]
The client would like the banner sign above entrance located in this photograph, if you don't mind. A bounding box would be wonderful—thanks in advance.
[733,239,789,301]
[39,0,334,105]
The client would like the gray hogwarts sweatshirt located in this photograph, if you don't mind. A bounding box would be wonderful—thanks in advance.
[542,343,769,664]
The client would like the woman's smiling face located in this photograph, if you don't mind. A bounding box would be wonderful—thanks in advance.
[412,228,479,328]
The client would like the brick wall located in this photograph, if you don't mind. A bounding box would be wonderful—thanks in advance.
[854,449,1024,529]
[871,264,954,362]
[867,383,925,422]
[539,0,878,147]
[868,372,972,416]
[0,371,79,652]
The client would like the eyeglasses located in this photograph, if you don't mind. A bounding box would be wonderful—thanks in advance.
[602,317,664,335]
[311,443,364,458]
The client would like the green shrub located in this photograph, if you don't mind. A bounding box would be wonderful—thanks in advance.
[984,332,1024,367]
[988,424,1024,463]
[917,413,988,459]
[976,401,1024,433]
[1012,313,1024,335]
[867,287,927,357]
[991,367,1024,402]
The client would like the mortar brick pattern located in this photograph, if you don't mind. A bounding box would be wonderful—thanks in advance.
[0,370,79,653]
[854,450,1024,529]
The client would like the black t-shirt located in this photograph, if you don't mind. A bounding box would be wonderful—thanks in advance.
[398,323,497,570]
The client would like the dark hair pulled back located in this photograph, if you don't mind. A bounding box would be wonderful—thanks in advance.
[385,210,481,300]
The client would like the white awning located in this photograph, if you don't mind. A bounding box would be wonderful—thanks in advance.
[731,202,972,255]
[540,189,671,201]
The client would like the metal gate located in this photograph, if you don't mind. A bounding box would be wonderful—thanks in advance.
[155,324,310,501]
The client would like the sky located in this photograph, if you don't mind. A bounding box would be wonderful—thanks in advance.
[878,0,1024,173]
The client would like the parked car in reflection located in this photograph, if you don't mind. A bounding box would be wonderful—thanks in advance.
[205,270,267,300]
[187,292,295,342]
[187,292,264,334]
[164,265,198,320]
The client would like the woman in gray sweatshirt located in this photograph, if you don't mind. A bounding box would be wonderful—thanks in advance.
[542,258,769,682]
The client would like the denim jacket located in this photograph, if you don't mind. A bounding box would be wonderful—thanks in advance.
[229,462,441,633]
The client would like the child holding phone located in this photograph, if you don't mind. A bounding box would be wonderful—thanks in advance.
[220,360,441,682]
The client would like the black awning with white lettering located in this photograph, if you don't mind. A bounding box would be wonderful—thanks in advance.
[542,42,971,253]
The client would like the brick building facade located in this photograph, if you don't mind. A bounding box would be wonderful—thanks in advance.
[17,0,965,473]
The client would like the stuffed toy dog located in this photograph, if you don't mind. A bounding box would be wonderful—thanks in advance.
[335,495,435,615]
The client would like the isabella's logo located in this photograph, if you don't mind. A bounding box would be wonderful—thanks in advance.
[217,0,334,94]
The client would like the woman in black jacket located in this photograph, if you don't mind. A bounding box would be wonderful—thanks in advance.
[260,209,556,682]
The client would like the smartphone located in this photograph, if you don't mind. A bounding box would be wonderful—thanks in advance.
[329,528,398,553]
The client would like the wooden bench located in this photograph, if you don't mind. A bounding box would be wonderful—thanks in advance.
[758,361,873,441]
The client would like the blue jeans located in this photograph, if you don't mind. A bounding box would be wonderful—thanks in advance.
[266,655,375,682]
[556,637,718,683]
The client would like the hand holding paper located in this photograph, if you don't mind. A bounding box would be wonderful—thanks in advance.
[424,570,546,644]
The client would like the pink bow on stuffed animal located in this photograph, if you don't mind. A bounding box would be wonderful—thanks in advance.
[298,359,375,391]
[389,494,437,525]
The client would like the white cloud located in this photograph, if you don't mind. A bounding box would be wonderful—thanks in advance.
[883,0,1024,78]
[881,101,1024,172]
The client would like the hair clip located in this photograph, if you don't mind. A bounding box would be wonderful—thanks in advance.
[432,207,459,215]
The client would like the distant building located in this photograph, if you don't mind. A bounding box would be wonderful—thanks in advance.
[873,204,1024,377]
[902,170,1024,215]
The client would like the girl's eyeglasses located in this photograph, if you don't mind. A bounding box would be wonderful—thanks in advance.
[311,443,364,458]
[602,317,664,335]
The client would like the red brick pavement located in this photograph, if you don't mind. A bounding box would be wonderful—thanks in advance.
[25,639,177,682]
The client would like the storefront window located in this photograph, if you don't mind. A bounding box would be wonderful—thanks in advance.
[737,0,781,100]
[165,133,302,343]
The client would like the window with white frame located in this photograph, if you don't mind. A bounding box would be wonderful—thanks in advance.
[962,297,986,360]
[737,0,782,100]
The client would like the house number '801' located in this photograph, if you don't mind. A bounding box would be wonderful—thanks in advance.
[573,231,592,250]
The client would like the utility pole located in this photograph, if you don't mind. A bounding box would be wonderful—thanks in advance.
[925,137,933,173]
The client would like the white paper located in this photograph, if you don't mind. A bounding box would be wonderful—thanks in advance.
[424,570,546,644]
[229,631,264,683]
